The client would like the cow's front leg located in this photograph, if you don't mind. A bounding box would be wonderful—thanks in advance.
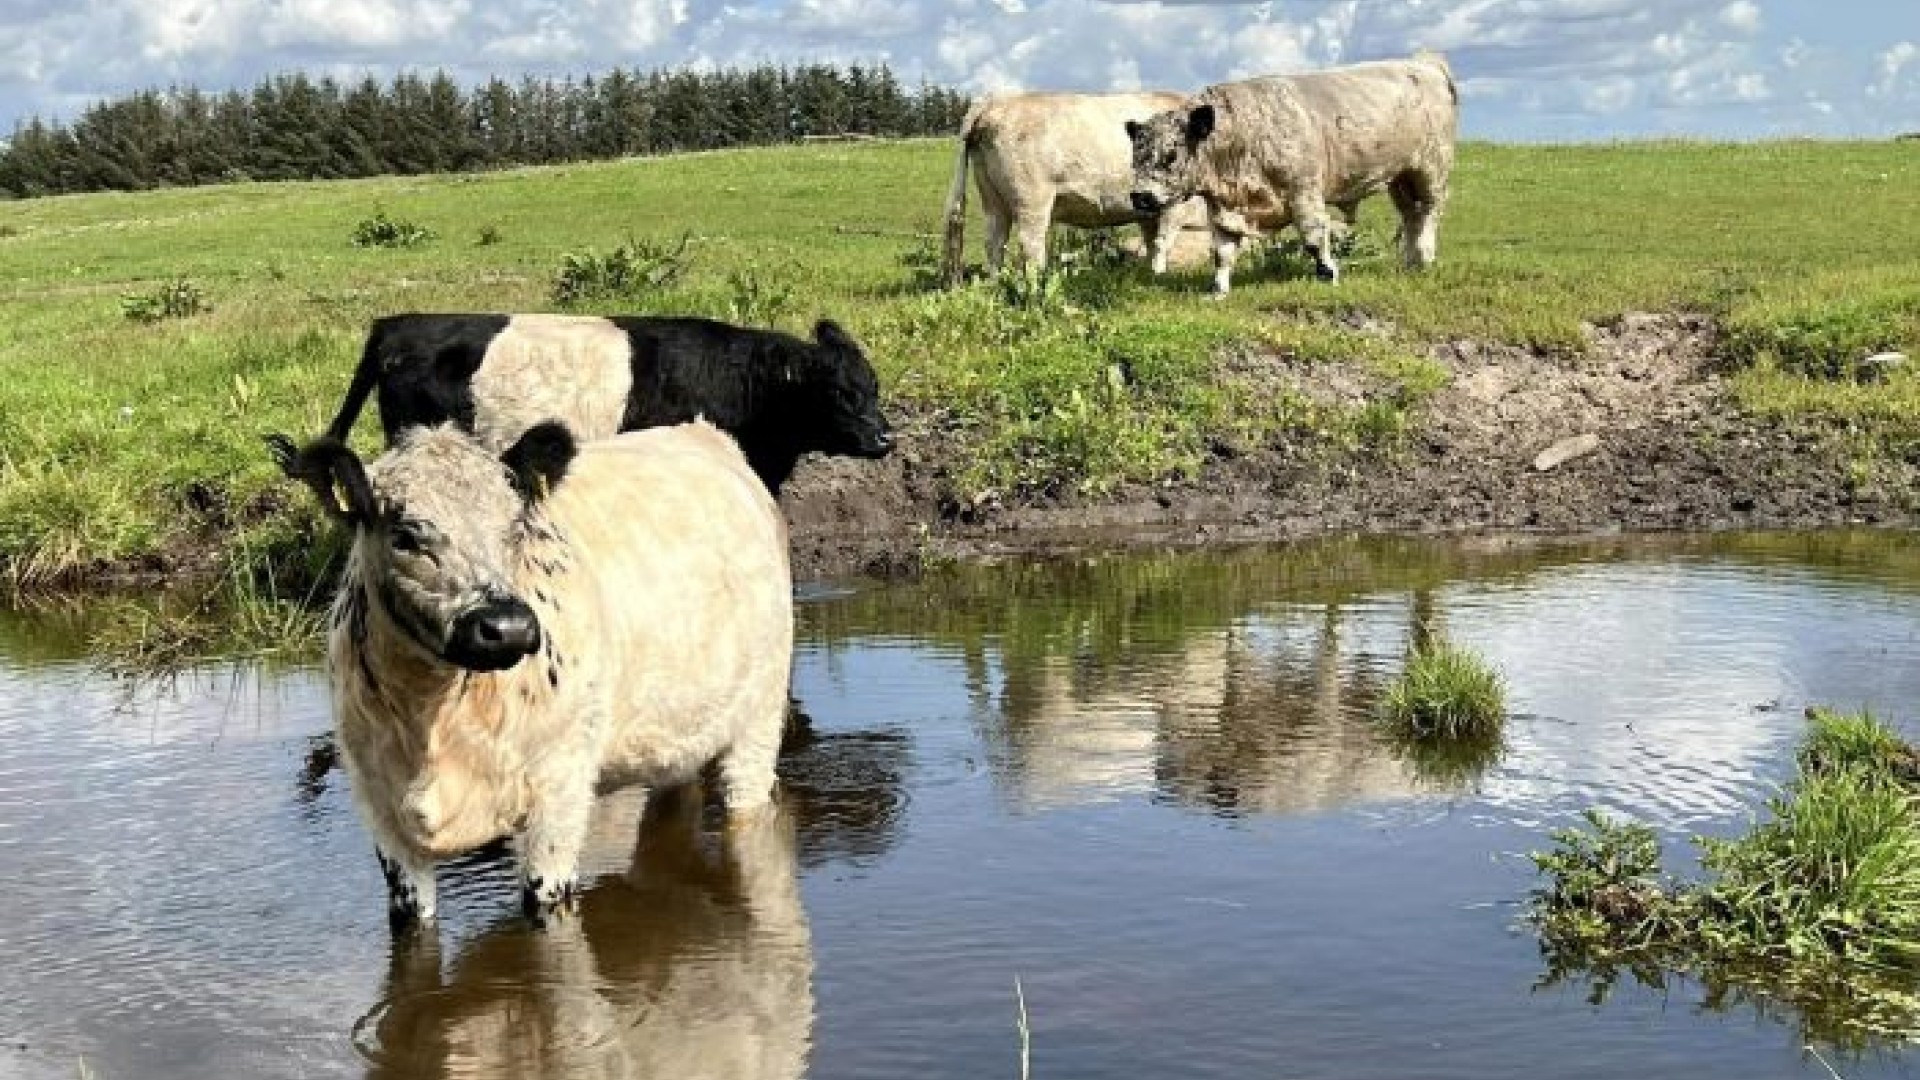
[1208,225,1242,296]
[1143,214,1172,275]
[516,772,596,921]
[376,847,438,934]
[1290,194,1339,283]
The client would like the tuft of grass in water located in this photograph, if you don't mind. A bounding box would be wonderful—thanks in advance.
[1379,639,1507,739]
[1531,709,1920,1046]
[88,543,328,677]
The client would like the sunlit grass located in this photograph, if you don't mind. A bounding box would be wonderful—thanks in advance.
[0,137,1914,597]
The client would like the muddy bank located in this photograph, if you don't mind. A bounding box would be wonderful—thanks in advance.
[781,312,1919,580]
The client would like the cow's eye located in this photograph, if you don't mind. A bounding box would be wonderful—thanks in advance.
[392,527,423,554]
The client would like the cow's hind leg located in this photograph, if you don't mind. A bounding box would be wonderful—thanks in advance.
[979,178,1013,277]
[1289,193,1340,283]
[1012,205,1052,279]
[376,847,438,934]
[718,720,781,821]
[1389,172,1444,270]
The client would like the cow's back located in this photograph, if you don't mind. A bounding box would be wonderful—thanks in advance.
[972,91,1189,226]
[1202,58,1456,205]
[533,421,792,786]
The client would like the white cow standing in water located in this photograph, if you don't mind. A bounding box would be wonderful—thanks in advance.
[271,419,792,927]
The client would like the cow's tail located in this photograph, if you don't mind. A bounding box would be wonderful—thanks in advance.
[941,98,989,287]
[1415,49,1458,105]
[322,321,387,443]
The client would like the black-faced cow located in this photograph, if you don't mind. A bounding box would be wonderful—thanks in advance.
[308,313,892,495]
[1127,53,1459,293]
[271,419,792,927]
[941,91,1210,285]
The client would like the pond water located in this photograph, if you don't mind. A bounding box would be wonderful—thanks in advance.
[4,532,1920,1079]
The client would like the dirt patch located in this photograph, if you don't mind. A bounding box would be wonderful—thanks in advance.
[783,311,1920,580]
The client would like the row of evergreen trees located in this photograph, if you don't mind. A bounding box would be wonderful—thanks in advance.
[0,63,973,198]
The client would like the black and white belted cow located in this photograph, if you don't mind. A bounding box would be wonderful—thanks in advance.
[270,418,793,928]
[297,313,892,496]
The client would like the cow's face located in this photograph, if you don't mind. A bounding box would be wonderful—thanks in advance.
[1126,103,1214,213]
[272,423,576,672]
[808,320,893,459]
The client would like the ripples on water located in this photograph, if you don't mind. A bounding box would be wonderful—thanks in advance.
[3,532,1919,1079]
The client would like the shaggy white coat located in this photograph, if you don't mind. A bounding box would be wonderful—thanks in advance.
[1137,54,1459,292]
[331,420,792,919]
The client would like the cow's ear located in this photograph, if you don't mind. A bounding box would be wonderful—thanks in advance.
[1124,120,1142,142]
[813,319,858,353]
[265,433,374,524]
[1187,103,1215,143]
[502,421,576,503]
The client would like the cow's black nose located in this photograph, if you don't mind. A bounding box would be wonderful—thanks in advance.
[447,599,541,671]
[1130,192,1159,213]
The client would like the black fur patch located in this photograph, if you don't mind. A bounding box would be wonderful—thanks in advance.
[502,422,576,502]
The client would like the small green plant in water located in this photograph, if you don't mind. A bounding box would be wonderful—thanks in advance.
[121,278,210,323]
[350,208,435,249]
[1531,709,1920,1046]
[1379,639,1507,739]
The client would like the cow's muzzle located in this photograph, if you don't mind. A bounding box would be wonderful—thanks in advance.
[855,423,894,459]
[1130,191,1162,213]
[446,598,542,672]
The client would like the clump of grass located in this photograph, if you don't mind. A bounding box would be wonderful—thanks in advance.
[350,208,434,249]
[1379,639,1507,739]
[121,277,210,323]
[725,264,795,327]
[551,232,690,306]
[1531,709,1920,1044]
[475,223,503,246]
[89,555,326,678]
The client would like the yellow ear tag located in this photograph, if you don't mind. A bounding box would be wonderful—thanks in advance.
[330,478,353,515]
[532,473,550,501]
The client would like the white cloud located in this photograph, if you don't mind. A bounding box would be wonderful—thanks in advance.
[0,0,1912,140]
[1874,40,1917,97]
[1718,0,1760,34]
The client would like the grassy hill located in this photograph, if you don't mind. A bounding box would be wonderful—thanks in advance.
[0,136,1916,596]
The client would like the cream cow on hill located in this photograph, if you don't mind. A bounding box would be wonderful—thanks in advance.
[942,90,1209,284]
[1127,53,1459,293]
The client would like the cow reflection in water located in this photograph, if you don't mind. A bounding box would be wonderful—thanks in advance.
[990,594,1485,813]
[358,795,813,1080]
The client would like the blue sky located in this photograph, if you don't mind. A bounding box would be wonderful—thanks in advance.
[1,0,1916,139]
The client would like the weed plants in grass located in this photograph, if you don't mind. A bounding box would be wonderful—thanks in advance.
[551,233,691,306]
[1532,709,1920,1045]
[350,208,435,248]
[121,278,210,323]
[1379,639,1507,739]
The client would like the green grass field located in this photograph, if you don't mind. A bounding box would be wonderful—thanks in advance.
[1,137,1917,594]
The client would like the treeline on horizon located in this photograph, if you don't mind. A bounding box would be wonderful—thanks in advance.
[0,63,973,198]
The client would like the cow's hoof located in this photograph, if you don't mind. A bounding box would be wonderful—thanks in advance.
[387,900,436,936]
[1314,264,1339,284]
[521,876,579,924]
